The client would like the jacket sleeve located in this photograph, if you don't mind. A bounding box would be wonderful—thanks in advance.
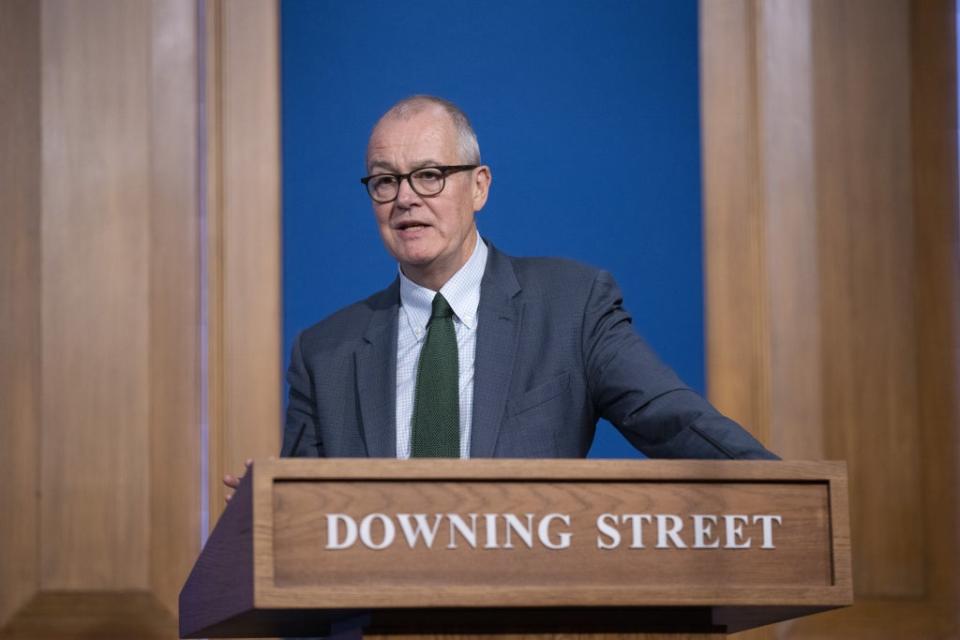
[281,332,325,457]
[582,270,778,460]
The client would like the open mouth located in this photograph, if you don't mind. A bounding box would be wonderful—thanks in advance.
[395,221,430,231]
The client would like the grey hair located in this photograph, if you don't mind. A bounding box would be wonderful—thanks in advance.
[376,95,481,165]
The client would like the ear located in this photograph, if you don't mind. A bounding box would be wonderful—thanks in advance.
[471,165,492,211]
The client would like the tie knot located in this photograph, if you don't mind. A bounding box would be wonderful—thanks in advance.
[431,293,453,319]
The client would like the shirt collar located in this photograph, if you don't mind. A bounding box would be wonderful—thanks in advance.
[399,233,488,333]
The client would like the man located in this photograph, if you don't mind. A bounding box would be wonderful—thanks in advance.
[227,95,773,491]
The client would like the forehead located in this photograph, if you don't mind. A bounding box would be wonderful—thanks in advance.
[366,108,459,170]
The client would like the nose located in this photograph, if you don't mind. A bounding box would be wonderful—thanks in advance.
[395,175,420,207]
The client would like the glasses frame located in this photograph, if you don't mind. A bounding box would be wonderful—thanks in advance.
[360,164,479,203]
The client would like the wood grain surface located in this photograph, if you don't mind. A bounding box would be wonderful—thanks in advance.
[813,0,925,598]
[0,0,42,630]
[251,460,850,610]
[39,0,152,591]
[272,480,831,597]
[179,467,254,638]
[148,0,203,615]
[0,1,281,637]
[206,0,282,516]
[181,460,849,637]
[0,592,176,640]
[701,0,960,637]
[700,0,772,447]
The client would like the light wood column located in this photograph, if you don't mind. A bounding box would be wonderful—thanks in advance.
[204,0,283,520]
[701,0,959,638]
[0,0,42,631]
[0,1,281,637]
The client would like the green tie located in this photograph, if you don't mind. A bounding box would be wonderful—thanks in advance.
[411,293,460,457]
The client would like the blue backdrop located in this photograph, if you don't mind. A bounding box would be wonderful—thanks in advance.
[281,0,703,458]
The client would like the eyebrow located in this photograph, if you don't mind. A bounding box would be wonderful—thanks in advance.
[367,159,445,174]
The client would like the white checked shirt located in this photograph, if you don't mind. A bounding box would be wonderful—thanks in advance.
[395,235,488,459]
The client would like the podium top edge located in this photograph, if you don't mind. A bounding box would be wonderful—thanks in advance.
[249,458,847,482]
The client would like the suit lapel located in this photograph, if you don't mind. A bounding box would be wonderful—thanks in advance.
[356,280,399,457]
[470,244,522,458]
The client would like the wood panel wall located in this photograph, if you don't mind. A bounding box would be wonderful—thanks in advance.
[0,0,43,633]
[205,0,283,513]
[701,0,959,637]
[3,0,957,637]
[0,1,280,637]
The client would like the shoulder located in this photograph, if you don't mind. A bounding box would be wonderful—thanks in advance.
[510,255,602,286]
[489,244,610,299]
[295,281,398,353]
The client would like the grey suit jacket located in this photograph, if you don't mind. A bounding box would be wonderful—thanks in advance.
[282,242,776,460]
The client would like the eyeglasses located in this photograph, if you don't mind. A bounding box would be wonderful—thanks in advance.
[360,165,478,203]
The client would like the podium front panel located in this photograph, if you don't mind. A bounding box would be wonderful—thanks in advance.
[251,459,850,610]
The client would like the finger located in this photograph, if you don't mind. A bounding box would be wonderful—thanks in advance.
[245,458,253,467]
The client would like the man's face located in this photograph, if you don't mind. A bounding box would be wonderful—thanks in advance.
[366,107,490,289]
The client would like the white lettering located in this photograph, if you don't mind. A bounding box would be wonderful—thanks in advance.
[656,514,687,549]
[596,513,621,549]
[692,514,720,549]
[753,514,782,549]
[503,513,535,548]
[622,514,653,548]
[396,513,442,549]
[325,514,357,550]
[359,513,396,550]
[538,513,572,549]
[324,511,775,554]
[723,514,751,549]
[448,513,479,549]
[483,513,500,549]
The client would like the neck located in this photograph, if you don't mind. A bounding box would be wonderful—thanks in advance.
[402,230,478,291]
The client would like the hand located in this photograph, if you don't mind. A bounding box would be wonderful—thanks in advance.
[223,458,253,502]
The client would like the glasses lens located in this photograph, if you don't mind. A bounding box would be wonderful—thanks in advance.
[411,168,445,196]
[369,175,398,202]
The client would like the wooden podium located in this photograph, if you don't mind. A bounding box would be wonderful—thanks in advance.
[179,459,851,638]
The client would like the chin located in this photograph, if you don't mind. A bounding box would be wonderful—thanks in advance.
[399,253,440,269]
[394,243,442,266]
